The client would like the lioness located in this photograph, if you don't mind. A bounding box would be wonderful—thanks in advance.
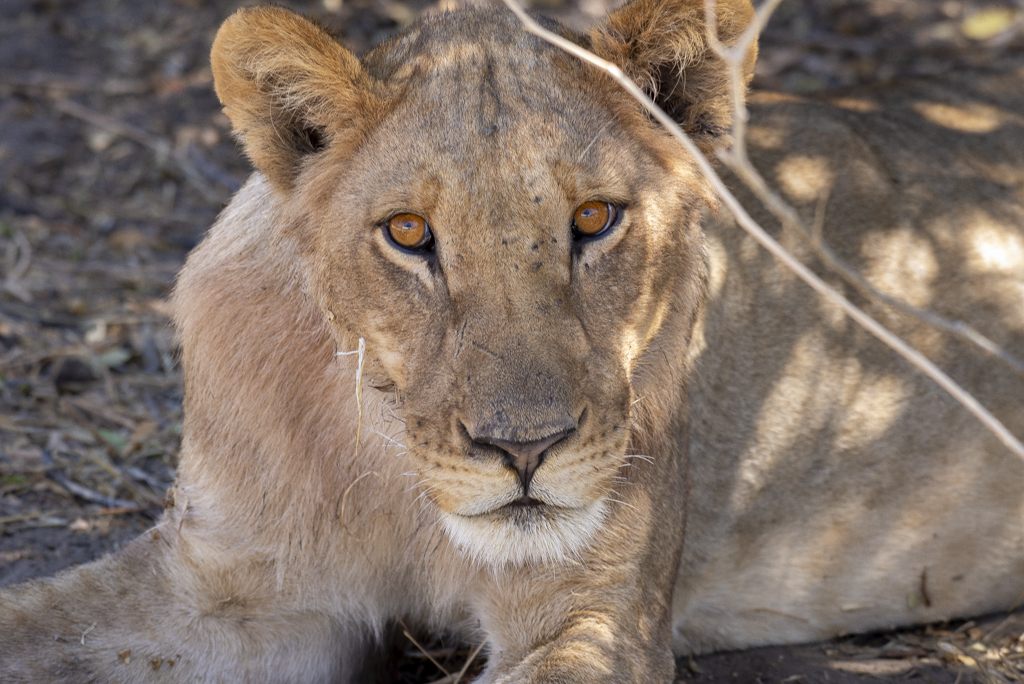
[2,0,1023,681]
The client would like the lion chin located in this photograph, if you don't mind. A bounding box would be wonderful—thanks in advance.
[439,499,610,567]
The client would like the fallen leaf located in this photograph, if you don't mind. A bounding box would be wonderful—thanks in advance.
[962,8,1017,41]
[97,428,128,453]
[96,347,132,369]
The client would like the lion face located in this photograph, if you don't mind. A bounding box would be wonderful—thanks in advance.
[211,5,752,565]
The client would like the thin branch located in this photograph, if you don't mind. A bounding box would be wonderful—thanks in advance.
[705,0,1024,376]
[48,471,141,511]
[704,0,784,157]
[51,97,230,205]
[0,70,148,95]
[500,0,1024,460]
[810,191,1024,374]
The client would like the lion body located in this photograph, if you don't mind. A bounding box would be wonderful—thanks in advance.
[1,4,1022,681]
[677,71,1024,651]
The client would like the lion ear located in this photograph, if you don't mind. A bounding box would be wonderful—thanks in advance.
[211,7,380,190]
[590,0,757,151]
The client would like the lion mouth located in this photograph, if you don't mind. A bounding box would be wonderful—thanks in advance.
[457,496,556,521]
[496,496,549,522]
[504,496,544,509]
[439,498,610,565]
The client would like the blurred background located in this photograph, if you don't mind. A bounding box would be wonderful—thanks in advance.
[1,1,1022,681]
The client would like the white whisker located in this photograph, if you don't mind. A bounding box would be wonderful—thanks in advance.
[367,428,407,450]
[605,496,639,513]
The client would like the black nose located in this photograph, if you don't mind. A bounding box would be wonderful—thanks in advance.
[470,423,576,494]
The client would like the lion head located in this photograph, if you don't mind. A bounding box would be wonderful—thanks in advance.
[209,0,754,565]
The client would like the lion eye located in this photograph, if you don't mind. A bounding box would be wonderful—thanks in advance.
[385,213,434,252]
[571,201,619,239]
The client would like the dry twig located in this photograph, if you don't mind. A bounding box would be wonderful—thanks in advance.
[809,191,1024,375]
[51,97,230,205]
[704,0,1024,376]
[0,70,148,95]
[2,228,33,303]
[48,472,141,511]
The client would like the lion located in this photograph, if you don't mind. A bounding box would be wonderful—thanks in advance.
[2,1,1022,681]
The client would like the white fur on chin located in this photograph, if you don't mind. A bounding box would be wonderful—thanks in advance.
[440,500,609,567]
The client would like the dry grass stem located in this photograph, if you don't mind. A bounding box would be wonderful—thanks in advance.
[79,621,97,646]
[501,0,1024,460]
[400,620,452,677]
[432,640,486,683]
[453,640,485,683]
[336,336,367,446]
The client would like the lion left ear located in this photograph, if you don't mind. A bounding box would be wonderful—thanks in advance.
[590,0,757,151]
[211,7,384,190]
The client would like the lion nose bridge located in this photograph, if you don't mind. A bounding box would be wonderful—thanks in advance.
[461,349,577,440]
[457,334,578,490]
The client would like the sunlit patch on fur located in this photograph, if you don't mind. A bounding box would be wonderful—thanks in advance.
[439,500,608,567]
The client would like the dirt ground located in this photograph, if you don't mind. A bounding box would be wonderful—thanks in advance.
[1,0,1023,681]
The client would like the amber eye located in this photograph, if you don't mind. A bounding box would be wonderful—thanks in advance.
[572,201,619,239]
[385,213,434,252]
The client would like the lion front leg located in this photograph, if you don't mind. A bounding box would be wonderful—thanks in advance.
[476,562,679,684]
[486,607,676,684]
[0,517,377,683]
[0,533,185,683]
[473,482,686,683]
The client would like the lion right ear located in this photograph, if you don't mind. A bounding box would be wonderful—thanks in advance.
[211,7,382,190]
[590,0,757,152]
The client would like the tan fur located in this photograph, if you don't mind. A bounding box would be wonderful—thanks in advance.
[2,2,1022,682]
